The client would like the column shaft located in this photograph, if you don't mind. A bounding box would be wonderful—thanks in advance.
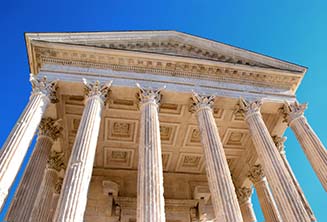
[291,117,327,191]
[192,93,243,222]
[236,187,257,222]
[239,99,310,222]
[0,76,56,210]
[6,135,53,221]
[136,84,165,222]
[54,80,111,222]
[7,118,61,221]
[273,136,316,221]
[248,166,282,222]
[30,150,64,222]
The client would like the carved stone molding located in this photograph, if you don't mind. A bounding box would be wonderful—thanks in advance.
[47,151,65,172]
[33,45,302,92]
[236,187,252,204]
[38,118,63,141]
[54,177,63,194]
[136,83,165,106]
[30,74,58,103]
[248,164,265,184]
[189,92,215,113]
[83,78,112,104]
[235,98,263,119]
[272,135,287,155]
[281,101,307,125]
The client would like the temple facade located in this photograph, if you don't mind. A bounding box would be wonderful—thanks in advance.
[0,31,326,222]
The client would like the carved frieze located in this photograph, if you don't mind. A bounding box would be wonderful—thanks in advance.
[33,45,302,92]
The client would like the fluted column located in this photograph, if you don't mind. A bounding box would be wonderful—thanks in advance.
[29,151,64,222]
[190,93,243,222]
[248,165,282,222]
[281,101,327,191]
[0,75,57,210]
[236,187,257,222]
[273,135,316,221]
[236,99,310,221]
[6,118,62,221]
[136,84,166,222]
[53,79,111,222]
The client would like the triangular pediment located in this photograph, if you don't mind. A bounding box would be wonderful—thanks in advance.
[25,31,306,73]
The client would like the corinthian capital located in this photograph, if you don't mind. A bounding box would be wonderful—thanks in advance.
[272,135,287,155]
[47,151,65,172]
[280,101,307,125]
[234,98,262,119]
[236,187,252,204]
[248,164,265,183]
[83,79,112,103]
[30,74,58,103]
[38,118,63,141]
[136,83,165,106]
[189,92,215,113]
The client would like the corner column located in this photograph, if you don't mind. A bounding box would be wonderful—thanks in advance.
[136,84,166,222]
[6,118,62,221]
[237,99,310,222]
[29,151,64,222]
[190,93,243,222]
[273,135,316,221]
[0,75,57,210]
[53,79,111,222]
[236,187,257,222]
[248,164,282,222]
[282,102,327,191]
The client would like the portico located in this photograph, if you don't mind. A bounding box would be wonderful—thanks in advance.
[0,31,325,221]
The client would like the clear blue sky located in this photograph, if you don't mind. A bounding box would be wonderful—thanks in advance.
[0,0,326,221]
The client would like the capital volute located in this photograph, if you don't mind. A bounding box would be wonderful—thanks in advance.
[236,187,252,204]
[136,83,165,107]
[280,101,307,125]
[47,150,65,172]
[272,135,287,155]
[83,78,112,104]
[189,92,215,113]
[30,74,58,103]
[234,98,262,119]
[38,118,63,141]
[248,164,265,184]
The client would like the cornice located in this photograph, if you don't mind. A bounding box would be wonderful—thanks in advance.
[29,41,303,93]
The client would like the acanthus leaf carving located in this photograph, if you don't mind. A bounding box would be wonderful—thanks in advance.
[30,74,58,103]
[136,83,165,106]
[47,150,65,172]
[280,101,307,125]
[54,177,63,194]
[234,98,262,119]
[236,187,252,204]
[247,164,265,184]
[189,92,215,113]
[83,78,112,104]
[38,118,63,141]
[272,135,287,155]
